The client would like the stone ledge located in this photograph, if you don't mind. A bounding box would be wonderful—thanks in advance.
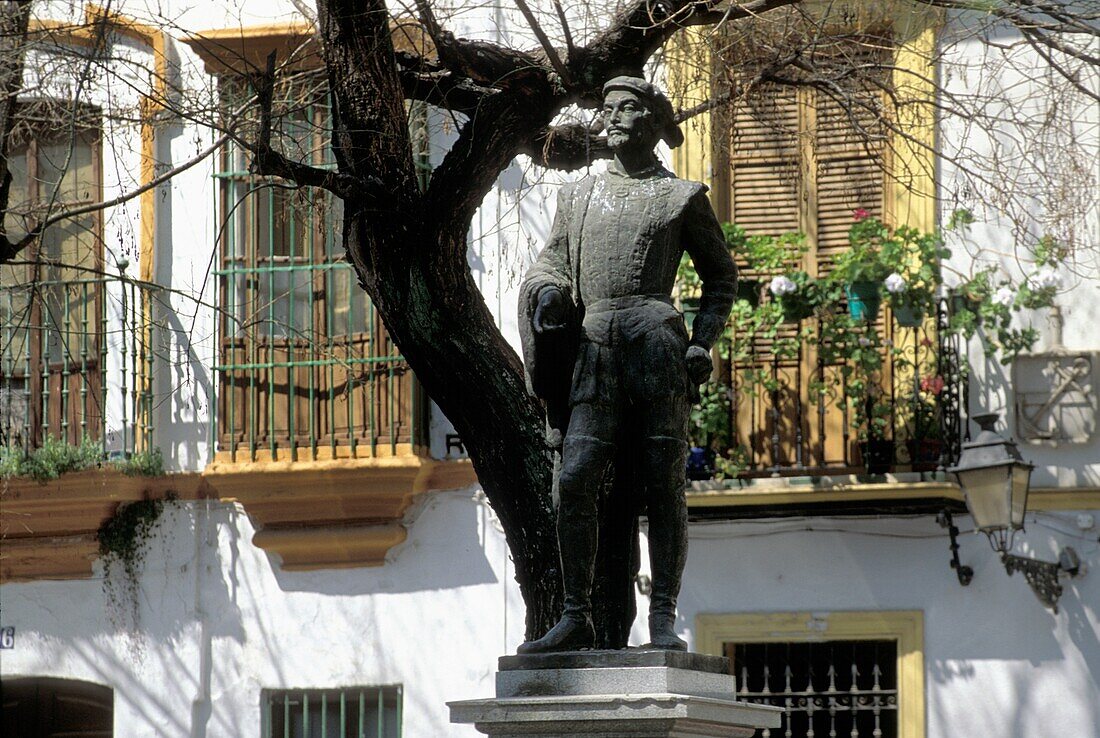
[449,693,781,738]
[497,666,736,700]
[1,457,479,582]
[499,649,729,674]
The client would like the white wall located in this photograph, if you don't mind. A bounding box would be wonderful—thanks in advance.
[3,496,1098,737]
[937,14,1100,489]
[1,490,527,737]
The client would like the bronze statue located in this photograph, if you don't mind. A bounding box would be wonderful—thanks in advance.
[517,77,737,653]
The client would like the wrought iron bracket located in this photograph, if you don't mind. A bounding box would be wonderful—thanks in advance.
[1002,547,1081,613]
[936,510,974,586]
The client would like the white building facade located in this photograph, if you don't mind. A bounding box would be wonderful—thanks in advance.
[2,2,1097,737]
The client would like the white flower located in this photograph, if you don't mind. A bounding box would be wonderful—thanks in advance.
[993,286,1016,307]
[884,272,908,294]
[1030,266,1062,291]
[769,275,797,296]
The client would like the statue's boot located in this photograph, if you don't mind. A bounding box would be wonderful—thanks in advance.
[517,435,612,655]
[643,436,690,651]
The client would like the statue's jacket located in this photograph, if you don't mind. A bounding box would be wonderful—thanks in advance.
[519,164,737,434]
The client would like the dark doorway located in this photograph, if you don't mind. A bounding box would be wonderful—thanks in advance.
[2,677,112,737]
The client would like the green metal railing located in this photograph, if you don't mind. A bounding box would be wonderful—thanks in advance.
[0,273,156,458]
[211,100,428,462]
[262,686,402,738]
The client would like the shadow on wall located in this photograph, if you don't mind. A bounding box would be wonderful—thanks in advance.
[268,490,501,596]
[927,539,1100,736]
[153,121,216,473]
[3,501,247,738]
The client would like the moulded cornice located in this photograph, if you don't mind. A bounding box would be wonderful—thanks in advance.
[0,456,478,583]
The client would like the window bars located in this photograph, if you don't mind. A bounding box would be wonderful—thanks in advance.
[1,274,157,457]
[212,86,428,462]
[1,131,156,460]
[262,686,402,738]
[729,640,899,738]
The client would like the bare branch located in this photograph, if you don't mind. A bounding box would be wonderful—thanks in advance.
[512,0,572,88]
[553,0,576,56]
[0,1,34,264]
[573,0,802,104]
[2,132,231,266]
[521,122,612,170]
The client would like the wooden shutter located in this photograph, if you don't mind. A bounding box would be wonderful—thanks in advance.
[726,46,891,474]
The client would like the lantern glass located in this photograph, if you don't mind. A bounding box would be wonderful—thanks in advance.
[1010,462,1032,528]
[957,465,1015,532]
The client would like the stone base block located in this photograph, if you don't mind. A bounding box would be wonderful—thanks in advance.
[450,649,781,738]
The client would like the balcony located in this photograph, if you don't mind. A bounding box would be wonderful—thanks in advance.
[686,297,969,516]
[0,274,205,582]
[1,274,155,460]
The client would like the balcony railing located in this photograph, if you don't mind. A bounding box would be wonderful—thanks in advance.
[1,274,156,459]
[693,297,965,480]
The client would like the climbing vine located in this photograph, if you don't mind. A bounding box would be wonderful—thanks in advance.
[97,495,173,633]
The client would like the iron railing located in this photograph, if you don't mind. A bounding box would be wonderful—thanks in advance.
[0,273,157,458]
[212,134,425,463]
[700,297,965,479]
[730,640,899,738]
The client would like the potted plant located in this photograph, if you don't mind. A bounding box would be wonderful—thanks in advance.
[906,380,945,465]
[828,212,951,324]
[768,271,817,323]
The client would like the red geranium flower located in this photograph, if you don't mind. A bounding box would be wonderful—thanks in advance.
[920,375,946,396]
[853,208,870,221]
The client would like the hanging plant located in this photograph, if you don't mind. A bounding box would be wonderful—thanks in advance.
[98,495,173,633]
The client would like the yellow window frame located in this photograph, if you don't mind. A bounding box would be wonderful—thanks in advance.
[696,609,925,738]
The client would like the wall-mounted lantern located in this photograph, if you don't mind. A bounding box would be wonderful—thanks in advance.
[947,413,1081,611]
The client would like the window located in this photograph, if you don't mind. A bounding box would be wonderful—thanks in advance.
[1,677,113,737]
[214,79,427,462]
[1,130,105,449]
[262,686,402,738]
[672,19,944,478]
[723,45,894,474]
[732,639,898,738]
[697,611,925,738]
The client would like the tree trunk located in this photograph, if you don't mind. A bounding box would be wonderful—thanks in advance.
[349,214,564,638]
[0,1,32,263]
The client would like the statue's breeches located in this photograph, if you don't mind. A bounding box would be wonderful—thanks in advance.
[569,297,693,417]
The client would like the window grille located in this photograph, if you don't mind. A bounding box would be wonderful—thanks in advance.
[727,639,898,738]
[262,686,402,738]
[213,79,428,461]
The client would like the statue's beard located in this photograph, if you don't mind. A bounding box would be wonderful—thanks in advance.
[607,126,659,157]
[606,129,631,149]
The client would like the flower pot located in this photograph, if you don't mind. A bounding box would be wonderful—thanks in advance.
[736,280,761,307]
[778,297,813,323]
[859,439,895,474]
[686,446,714,481]
[846,282,882,321]
[906,438,944,465]
[893,304,924,327]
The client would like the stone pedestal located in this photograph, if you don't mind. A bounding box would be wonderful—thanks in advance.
[449,650,782,737]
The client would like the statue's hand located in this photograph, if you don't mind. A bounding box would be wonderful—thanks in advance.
[685,344,713,385]
[533,288,568,334]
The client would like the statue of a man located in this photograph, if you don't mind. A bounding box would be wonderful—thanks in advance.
[517,76,737,653]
